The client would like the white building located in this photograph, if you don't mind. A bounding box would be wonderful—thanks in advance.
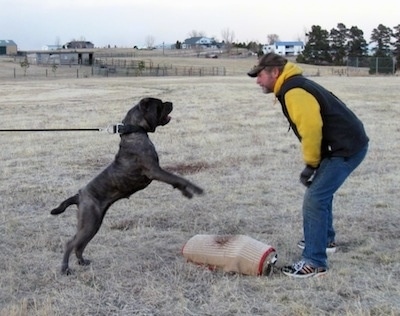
[262,41,304,56]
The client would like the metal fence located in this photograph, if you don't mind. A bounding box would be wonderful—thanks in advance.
[347,57,397,75]
[0,57,227,79]
[93,57,226,77]
[95,64,226,77]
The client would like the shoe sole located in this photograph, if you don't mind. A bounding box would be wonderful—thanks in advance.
[282,269,328,278]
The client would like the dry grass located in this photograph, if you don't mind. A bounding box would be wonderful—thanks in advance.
[0,53,399,315]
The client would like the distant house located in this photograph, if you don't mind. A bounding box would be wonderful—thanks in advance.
[0,40,17,55]
[41,44,63,50]
[63,41,94,49]
[262,41,304,56]
[182,37,219,49]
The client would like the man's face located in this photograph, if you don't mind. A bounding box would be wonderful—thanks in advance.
[256,68,278,94]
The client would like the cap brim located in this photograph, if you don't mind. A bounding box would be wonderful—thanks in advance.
[247,66,263,77]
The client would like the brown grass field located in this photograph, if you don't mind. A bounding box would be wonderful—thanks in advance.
[0,51,399,315]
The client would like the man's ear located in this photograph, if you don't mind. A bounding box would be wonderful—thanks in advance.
[272,67,281,79]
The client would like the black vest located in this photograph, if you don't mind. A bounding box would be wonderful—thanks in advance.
[276,75,369,158]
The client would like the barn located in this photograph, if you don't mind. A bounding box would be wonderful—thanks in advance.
[27,50,95,66]
[0,40,18,55]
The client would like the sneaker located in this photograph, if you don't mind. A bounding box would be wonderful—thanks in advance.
[297,240,337,253]
[282,260,327,278]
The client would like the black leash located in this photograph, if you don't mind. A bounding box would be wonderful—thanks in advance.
[0,124,146,135]
[0,128,102,132]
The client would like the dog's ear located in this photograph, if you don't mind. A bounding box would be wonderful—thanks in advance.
[138,98,150,112]
[137,98,159,132]
[139,97,161,112]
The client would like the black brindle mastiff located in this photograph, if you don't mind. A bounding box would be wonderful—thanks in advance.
[51,97,204,274]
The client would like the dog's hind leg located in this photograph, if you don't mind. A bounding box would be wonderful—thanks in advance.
[74,216,104,267]
[74,229,99,267]
[77,202,106,269]
[60,201,105,275]
[60,224,103,274]
[61,237,76,274]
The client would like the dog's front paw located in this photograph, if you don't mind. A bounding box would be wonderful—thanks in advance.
[181,184,204,199]
[191,184,204,195]
[78,258,91,266]
[62,268,73,275]
[61,264,73,275]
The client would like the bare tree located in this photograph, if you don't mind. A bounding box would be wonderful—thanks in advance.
[303,27,310,44]
[267,34,279,45]
[55,36,61,48]
[145,35,155,49]
[210,35,219,42]
[248,41,261,54]
[221,27,235,52]
[294,34,303,42]
[188,30,206,38]
[20,56,30,76]
[221,28,235,43]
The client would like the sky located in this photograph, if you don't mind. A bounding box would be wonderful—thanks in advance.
[1,0,399,50]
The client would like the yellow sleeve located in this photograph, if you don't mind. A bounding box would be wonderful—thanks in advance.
[285,88,323,167]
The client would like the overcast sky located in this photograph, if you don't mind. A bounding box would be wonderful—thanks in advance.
[1,0,399,50]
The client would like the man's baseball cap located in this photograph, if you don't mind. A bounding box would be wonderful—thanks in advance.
[247,53,288,77]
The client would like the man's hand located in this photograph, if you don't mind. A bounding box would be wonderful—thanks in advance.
[300,165,317,187]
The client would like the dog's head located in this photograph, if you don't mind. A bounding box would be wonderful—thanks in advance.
[123,97,173,133]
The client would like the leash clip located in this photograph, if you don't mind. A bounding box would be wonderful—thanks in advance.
[102,123,145,135]
[103,123,123,134]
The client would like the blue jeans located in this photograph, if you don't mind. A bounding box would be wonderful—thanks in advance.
[302,144,368,268]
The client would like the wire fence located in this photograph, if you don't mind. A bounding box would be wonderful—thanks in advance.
[347,57,397,75]
[1,55,396,79]
[95,64,226,77]
[0,59,227,79]
[94,57,227,76]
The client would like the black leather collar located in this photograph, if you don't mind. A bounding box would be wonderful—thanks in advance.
[116,124,147,135]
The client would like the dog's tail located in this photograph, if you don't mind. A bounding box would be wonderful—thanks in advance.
[50,194,79,215]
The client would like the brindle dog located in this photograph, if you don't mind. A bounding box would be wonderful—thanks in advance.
[51,97,204,274]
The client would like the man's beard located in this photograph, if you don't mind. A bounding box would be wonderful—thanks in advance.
[262,86,273,94]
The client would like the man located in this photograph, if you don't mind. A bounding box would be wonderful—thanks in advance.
[248,53,369,278]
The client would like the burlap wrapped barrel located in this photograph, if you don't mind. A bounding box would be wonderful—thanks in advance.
[182,234,277,276]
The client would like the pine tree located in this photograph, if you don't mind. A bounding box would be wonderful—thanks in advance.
[370,24,392,57]
[300,25,331,64]
[347,26,368,57]
[369,24,394,74]
[392,24,400,72]
[330,23,348,65]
